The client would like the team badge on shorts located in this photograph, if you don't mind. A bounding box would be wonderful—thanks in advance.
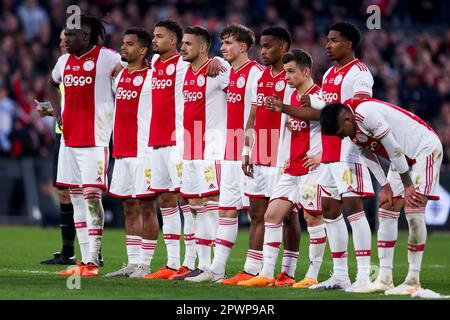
[334,74,343,85]
[83,60,95,71]
[197,75,206,87]
[275,80,285,92]
[133,76,144,86]
[166,64,175,76]
[237,76,246,88]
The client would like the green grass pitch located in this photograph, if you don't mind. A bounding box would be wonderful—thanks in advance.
[0,226,449,300]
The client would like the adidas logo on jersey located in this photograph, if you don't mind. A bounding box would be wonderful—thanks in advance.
[65,65,71,70]
[96,177,103,183]
[347,186,354,192]
[209,183,216,189]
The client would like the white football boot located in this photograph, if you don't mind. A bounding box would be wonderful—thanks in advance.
[309,275,351,290]
[104,263,139,278]
[345,276,373,293]
[129,264,150,279]
[385,275,421,296]
[184,269,225,283]
[365,268,394,293]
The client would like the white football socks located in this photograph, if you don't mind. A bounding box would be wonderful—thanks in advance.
[348,211,371,280]
[161,207,181,269]
[324,215,349,279]
[126,235,142,265]
[260,222,283,279]
[209,217,238,275]
[306,224,326,280]
[70,188,89,264]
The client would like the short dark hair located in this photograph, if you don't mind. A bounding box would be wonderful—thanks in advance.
[155,19,183,46]
[261,26,291,49]
[220,23,255,51]
[328,22,361,49]
[184,25,211,48]
[124,27,152,57]
[320,103,349,135]
[282,49,313,70]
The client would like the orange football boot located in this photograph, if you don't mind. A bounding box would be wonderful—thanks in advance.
[274,272,295,287]
[237,275,275,287]
[169,266,193,280]
[58,261,86,276]
[293,276,318,288]
[220,271,254,285]
[81,263,100,277]
[143,265,177,279]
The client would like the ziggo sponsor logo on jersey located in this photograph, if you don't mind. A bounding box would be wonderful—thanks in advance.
[183,90,203,102]
[322,91,339,102]
[152,78,173,89]
[64,75,93,87]
[116,88,138,100]
[227,92,242,103]
[287,119,308,131]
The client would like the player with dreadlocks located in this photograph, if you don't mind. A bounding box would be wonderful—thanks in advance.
[47,15,121,276]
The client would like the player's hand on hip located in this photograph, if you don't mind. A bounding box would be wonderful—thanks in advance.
[242,155,253,178]
[404,185,425,208]
[300,94,311,108]
[378,183,394,209]
[303,152,321,170]
[206,58,221,77]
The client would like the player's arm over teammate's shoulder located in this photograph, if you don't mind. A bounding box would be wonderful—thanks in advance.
[265,92,321,121]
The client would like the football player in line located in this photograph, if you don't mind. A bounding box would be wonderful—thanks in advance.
[105,28,159,278]
[48,16,122,276]
[241,49,326,288]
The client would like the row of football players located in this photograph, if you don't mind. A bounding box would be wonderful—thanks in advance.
[45,16,442,295]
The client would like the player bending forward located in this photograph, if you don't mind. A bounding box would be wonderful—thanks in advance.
[320,97,443,295]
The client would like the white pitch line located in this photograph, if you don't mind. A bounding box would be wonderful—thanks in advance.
[0,269,57,275]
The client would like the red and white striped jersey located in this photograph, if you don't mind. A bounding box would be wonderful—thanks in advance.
[251,66,293,167]
[112,67,152,158]
[182,58,230,160]
[319,59,373,163]
[51,45,121,147]
[345,98,440,162]
[224,60,264,161]
[282,84,322,176]
[149,54,187,147]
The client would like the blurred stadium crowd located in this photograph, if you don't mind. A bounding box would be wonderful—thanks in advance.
[0,0,449,168]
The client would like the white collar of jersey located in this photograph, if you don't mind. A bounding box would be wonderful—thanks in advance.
[233,60,252,73]
[159,54,180,64]
[335,58,358,72]
[191,58,212,75]
[72,45,98,60]
[269,65,285,78]
[127,66,149,74]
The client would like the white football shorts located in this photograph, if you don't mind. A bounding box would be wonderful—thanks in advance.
[219,160,249,210]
